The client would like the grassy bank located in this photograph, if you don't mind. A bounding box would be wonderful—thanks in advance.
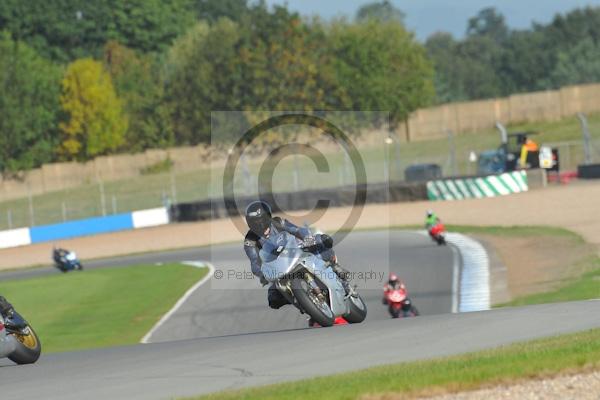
[0,263,207,353]
[446,224,599,306]
[187,328,600,400]
[499,256,600,307]
[444,224,585,243]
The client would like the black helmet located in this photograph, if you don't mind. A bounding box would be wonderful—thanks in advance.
[245,201,272,236]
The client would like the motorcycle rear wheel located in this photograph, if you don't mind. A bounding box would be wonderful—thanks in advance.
[291,278,335,327]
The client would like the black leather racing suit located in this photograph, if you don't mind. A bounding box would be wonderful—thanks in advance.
[243,217,336,309]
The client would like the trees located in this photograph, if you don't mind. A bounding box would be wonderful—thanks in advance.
[355,1,405,24]
[165,19,241,144]
[466,7,509,43]
[0,33,61,172]
[329,20,434,125]
[428,6,600,102]
[545,38,600,87]
[103,41,173,151]
[59,59,127,160]
[0,0,194,62]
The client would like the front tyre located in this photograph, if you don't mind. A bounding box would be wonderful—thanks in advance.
[344,294,367,323]
[292,278,335,327]
[8,314,41,364]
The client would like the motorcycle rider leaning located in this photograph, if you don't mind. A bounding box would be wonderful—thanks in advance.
[243,200,350,309]
[425,209,440,230]
[382,273,406,304]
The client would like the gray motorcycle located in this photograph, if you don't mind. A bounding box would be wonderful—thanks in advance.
[260,230,367,327]
[0,310,42,364]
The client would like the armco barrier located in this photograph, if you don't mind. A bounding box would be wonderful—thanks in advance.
[171,181,429,222]
[427,171,528,201]
[0,207,169,249]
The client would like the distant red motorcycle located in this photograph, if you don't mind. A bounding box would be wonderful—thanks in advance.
[428,222,447,246]
[383,287,419,318]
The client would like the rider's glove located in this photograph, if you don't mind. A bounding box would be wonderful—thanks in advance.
[320,234,334,249]
[301,236,317,249]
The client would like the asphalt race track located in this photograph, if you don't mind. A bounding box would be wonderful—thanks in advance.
[1,230,599,399]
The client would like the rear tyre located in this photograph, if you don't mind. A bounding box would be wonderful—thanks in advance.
[344,294,367,323]
[292,278,335,327]
[7,314,41,365]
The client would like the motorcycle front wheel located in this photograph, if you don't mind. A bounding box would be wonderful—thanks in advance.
[8,313,41,364]
[291,278,335,327]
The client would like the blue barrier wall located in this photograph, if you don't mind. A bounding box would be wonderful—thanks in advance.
[29,213,134,243]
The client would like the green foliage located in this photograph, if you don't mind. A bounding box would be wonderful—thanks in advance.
[192,0,250,23]
[104,41,174,151]
[466,7,509,42]
[355,0,405,23]
[0,0,194,62]
[0,32,61,172]
[544,38,600,87]
[328,20,435,125]
[59,58,128,159]
[427,5,600,102]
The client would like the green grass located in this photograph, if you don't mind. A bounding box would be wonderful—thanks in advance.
[0,263,207,353]
[499,257,600,307]
[1,112,599,230]
[444,224,586,244]
[186,328,600,400]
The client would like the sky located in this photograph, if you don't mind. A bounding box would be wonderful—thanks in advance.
[265,0,600,41]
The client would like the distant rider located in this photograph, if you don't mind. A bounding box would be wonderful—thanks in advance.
[382,273,406,304]
[52,247,69,265]
[425,209,440,230]
[243,200,350,309]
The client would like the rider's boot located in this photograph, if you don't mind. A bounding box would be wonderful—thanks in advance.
[0,296,14,318]
[331,263,352,294]
[0,296,24,329]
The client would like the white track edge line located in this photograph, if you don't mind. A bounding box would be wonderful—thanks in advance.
[449,244,460,313]
[140,261,215,344]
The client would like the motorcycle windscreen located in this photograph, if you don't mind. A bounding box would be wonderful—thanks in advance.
[260,232,302,281]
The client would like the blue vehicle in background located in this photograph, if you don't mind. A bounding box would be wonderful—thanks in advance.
[53,247,83,272]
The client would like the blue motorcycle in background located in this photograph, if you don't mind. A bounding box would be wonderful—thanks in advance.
[53,247,83,272]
